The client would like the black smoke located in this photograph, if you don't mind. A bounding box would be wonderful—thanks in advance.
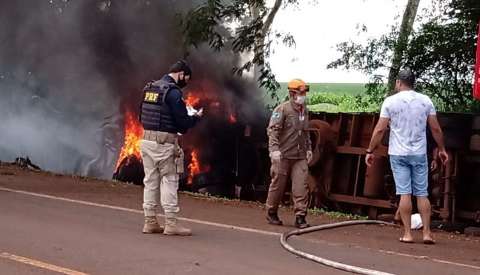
[0,0,267,179]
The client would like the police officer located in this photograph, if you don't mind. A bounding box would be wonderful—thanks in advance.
[140,60,202,235]
[265,79,312,229]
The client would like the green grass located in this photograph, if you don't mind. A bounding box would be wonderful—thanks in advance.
[263,83,366,108]
[181,191,368,220]
[280,82,366,96]
[308,207,368,220]
[308,103,340,113]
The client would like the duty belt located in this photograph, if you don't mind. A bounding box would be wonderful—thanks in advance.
[143,130,178,144]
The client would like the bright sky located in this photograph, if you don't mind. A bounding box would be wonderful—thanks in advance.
[269,0,430,83]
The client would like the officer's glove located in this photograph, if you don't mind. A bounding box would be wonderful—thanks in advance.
[269,151,281,178]
[306,150,313,164]
[270,151,281,162]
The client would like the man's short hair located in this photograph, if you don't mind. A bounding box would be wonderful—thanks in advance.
[169,60,192,77]
[397,68,415,88]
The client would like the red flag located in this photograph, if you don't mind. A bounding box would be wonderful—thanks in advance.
[474,21,480,100]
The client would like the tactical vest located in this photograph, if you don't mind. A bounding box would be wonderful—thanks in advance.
[140,80,178,133]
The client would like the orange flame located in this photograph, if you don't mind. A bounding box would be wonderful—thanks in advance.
[228,114,237,124]
[187,150,200,184]
[116,111,144,168]
[185,95,200,108]
[187,149,210,184]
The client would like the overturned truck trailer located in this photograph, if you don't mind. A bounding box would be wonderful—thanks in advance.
[307,112,480,223]
[113,109,480,224]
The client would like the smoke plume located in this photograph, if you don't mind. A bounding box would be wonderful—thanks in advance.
[0,0,266,179]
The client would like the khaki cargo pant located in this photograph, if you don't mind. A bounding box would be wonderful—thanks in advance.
[140,139,184,217]
[266,159,309,216]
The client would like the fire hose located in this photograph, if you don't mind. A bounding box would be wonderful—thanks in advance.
[280,220,396,275]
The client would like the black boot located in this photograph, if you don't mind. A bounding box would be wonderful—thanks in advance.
[295,215,309,229]
[266,211,283,226]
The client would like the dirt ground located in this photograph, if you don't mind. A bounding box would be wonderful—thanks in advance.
[1,162,479,269]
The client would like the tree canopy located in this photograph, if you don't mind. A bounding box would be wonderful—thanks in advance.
[181,0,299,101]
[328,0,480,112]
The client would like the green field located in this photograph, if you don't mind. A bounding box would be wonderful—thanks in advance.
[280,82,366,95]
[263,83,367,112]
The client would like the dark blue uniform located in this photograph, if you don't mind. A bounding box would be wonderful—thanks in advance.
[140,75,198,134]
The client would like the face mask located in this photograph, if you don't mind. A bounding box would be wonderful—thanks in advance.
[294,95,306,105]
[177,75,187,88]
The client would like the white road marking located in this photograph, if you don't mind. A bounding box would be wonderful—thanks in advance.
[0,187,280,237]
[0,252,88,275]
[1,186,479,271]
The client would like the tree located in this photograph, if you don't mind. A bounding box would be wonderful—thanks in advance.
[387,0,421,93]
[328,0,480,112]
[181,0,299,101]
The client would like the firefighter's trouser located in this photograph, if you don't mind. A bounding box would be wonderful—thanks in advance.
[266,158,309,216]
[140,133,184,217]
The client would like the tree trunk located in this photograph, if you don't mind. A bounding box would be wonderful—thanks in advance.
[387,0,421,93]
[262,0,283,38]
[250,5,261,81]
[250,0,283,82]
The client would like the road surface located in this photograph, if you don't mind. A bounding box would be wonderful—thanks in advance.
[0,164,479,274]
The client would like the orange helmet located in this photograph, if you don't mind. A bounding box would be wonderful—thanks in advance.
[287,79,309,93]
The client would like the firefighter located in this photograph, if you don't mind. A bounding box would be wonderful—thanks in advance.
[265,79,313,229]
[139,60,202,235]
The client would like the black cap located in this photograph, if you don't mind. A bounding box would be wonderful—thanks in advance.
[169,60,192,77]
[397,68,415,87]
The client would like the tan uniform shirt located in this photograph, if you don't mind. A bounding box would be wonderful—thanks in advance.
[267,101,312,159]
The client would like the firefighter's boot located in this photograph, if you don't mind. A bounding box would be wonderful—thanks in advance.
[142,216,164,234]
[266,210,283,226]
[163,215,192,236]
[295,215,310,229]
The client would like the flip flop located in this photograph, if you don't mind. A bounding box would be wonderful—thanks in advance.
[423,239,436,245]
[399,237,414,243]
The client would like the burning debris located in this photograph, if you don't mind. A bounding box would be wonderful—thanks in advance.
[114,111,143,170]
[187,149,211,185]
[112,111,144,185]
[173,76,268,198]
[228,114,237,124]
[185,95,201,108]
[0,1,196,177]
[113,154,144,185]
[113,72,269,198]
[0,1,268,195]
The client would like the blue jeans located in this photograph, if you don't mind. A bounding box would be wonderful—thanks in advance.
[389,154,428,197]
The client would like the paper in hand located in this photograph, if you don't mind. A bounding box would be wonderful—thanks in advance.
[186,106,198,116]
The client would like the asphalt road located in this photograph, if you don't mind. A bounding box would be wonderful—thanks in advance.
[0,189,478,275]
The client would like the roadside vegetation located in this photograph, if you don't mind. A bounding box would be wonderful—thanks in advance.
[327,0,480,113]
[265,83,380,113]
[269,80,480,114]
[182,191,368,220]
